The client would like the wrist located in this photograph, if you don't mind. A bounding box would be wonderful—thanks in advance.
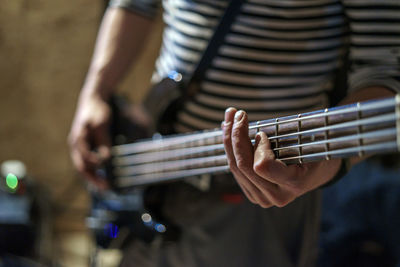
[76,86,113,114]
[80,80,114,103]
[81,66,120,101]
[81,87,111,102]
[321,158,351,188]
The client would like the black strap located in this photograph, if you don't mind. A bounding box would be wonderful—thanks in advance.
[185,0,245,98]
[142,0,245,134]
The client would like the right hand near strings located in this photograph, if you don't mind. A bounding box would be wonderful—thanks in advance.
[68,92,112,190]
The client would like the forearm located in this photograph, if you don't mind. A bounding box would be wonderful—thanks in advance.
[340,86,395,105]
[81,7,154,100]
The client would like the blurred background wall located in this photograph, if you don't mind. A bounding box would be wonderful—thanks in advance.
[0,0,162,265]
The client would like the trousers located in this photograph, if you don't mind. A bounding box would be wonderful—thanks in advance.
[119,175,321,267]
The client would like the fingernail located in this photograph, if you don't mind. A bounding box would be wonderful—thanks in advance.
[234,110,244,122]
[225,107,235,121]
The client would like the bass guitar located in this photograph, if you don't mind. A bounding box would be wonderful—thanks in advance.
[88,85,400,248]
[112,94,400,188]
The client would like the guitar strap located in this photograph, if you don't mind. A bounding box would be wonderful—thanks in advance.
[143,0,245,134]
[184,0,245,99]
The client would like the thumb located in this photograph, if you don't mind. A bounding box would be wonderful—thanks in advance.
[254,132,275,163]
[253,131,287,178]
[93,123,112,162]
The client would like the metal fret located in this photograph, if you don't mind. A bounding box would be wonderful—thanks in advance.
[297,114,303,164]
[356,102,364,157]
[213,130,219,161]
[396,94,400,151]
[275,118,279,158]
[324,108,330,160]
[256,121,261,133]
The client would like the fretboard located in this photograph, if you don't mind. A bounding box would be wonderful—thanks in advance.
[111,95,400,189]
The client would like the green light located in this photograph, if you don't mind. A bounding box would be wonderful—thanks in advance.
[6,173,18,190]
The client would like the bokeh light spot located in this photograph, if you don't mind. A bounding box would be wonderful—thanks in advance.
[104,223,119,239]
[6,173,18,190]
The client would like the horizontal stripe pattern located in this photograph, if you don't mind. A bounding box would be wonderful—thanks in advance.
[109,0,160,18]
[112,0,400,132]
[160,0,347,131]
[343,0,400,93]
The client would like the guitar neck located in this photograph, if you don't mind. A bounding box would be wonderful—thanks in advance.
[112,95,400,189]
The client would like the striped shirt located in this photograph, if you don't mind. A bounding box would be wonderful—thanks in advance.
[110,0,400,132]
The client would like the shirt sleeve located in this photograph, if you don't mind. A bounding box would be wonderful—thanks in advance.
[343,0,400,93]
[108,0,161,19]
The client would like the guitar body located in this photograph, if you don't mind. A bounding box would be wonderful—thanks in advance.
[88,78,184,248]
[142,77,185,135]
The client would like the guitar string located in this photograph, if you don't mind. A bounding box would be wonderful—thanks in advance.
[113,96,395,154]
[267,113,395,141]
[116,165,231,188]
[279,140,397,162]
[248,96,395,132]
[112,96,396,156]
[114,137,397,178]
[112,111,396,159]
[113,127,397,177]
[115,140,399,188]
[115,155,227,176]
[111,111,396,166]
[113,127,397,167]
[111,97,397,188]
[113,143,226,166]
[273,127,396,151]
